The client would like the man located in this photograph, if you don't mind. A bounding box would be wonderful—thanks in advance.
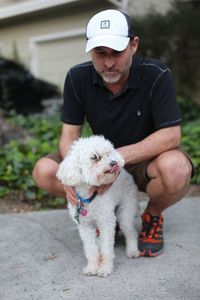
[32,9,193,257]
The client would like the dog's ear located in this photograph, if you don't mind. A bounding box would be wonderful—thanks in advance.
[116,152,125,168]
[56,150,82,186]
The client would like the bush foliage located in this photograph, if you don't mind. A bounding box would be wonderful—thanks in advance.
[0,113,61,207]
[1,1,200,207]
[0,112,92,207]
[0,97,199,208]
[135,0,200,102]
[181,119,200,184]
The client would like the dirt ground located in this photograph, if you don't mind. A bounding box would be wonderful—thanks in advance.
[0,184,199,214]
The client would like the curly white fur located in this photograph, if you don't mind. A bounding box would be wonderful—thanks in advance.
[56,135,139,277]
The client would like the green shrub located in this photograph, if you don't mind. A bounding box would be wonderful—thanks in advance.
[178,96,200,123]
[0,94,200,208]
[181,120,200,184]
[134,1,200,102]
[0,112,92,207]
[0,113,61,205]
[177,97,200,184]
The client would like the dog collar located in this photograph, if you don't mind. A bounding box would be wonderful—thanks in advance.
[76,191,97,204]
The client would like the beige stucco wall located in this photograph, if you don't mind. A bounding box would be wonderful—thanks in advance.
[0,8,89,61]
[36,36,89,87]
[129,0,174,16]
[0,1,114,88]
[0,0,25,9]
[0,0,176,89]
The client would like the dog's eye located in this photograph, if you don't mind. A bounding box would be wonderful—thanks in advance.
[90,154,101,161]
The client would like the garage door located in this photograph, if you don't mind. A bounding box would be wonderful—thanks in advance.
[37,35,90,88]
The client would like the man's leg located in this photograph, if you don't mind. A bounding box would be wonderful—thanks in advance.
[32,154,65,198]
[139,149,193,257]
[146,150,192,215]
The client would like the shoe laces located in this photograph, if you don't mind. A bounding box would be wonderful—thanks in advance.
[140,213,163,239]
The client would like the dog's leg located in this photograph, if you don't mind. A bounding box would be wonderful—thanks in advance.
[78,224,100,276]
[117,201,140,258]
[96,214,116,277]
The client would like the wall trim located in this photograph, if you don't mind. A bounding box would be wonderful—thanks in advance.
[0,0,78,20]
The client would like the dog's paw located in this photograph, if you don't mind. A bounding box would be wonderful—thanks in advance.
[126,247,140,258]
[96,265,113,277]
[83,264,99,276]
[96,255,114,277]
[96,259,114,277]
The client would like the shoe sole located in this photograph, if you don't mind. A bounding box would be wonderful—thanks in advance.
[140,246,165,257]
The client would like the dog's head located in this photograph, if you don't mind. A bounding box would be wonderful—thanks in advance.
[56,135,125,187]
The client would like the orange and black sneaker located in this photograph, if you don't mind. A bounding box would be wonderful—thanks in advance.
[138,212,164,257]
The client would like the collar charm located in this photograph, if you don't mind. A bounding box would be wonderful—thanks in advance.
[74,191,97,223]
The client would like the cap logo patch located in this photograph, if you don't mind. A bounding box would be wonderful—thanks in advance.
[100,20,110,29]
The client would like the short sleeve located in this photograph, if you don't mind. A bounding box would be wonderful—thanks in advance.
[150,70,182,129]
[61,70,85,125]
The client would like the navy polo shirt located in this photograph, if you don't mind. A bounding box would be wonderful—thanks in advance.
[61,56,182,148]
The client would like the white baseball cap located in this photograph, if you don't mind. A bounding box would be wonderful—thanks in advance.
[85,9,134,53]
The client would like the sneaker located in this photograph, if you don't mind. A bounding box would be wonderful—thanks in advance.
[138,212,164,257]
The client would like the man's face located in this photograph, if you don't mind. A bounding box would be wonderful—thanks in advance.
[90,37,139,85]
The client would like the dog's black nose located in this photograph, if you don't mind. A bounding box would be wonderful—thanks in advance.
[110,160,117,167]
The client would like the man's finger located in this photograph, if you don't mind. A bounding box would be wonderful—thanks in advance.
[88,186,97,197]
[64,185,78,206]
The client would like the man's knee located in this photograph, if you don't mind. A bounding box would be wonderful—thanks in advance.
[32,157,59,186]
[149,151,192,194]
[32,158,45,184]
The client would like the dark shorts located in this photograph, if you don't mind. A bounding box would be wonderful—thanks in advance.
[46,149,194,192]
[46,152,63,164]
[125,149,194,192]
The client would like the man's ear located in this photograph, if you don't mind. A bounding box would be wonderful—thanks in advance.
[130,36,139,55]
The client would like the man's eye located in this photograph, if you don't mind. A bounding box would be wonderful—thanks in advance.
[91,154,101,161]
[96,51,104,57]
[114,51,122,56]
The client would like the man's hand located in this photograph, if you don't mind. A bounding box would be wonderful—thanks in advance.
[64,185,78,206]
[64,183,113,206]
[89,183,113,196]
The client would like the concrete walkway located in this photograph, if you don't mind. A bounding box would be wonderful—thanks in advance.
[0,197,200,300]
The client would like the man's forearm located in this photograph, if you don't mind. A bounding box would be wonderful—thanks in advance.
[59,124,81,159]
[59,138,76,159]
[117,126,181,165]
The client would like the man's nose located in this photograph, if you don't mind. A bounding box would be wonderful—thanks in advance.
[105,56,115,68]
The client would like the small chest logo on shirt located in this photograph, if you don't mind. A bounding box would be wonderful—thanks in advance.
[101,20,110,29]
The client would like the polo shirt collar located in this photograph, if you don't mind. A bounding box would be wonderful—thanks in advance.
[128,56,141,89]
[91,55,142,90]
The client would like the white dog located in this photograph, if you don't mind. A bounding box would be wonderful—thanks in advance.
[56,135,139,277]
